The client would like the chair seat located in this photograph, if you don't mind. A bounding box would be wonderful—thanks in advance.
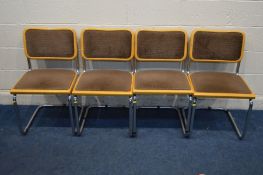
[189,71,255,99]
[73,70,132,96]
[134,70,192,94]
[10,69,77,94]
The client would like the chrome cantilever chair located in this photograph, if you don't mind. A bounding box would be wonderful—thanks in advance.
[10,28,78,135]
[72,28,134,136]
[133,29,194,137]
[188,29,256,139]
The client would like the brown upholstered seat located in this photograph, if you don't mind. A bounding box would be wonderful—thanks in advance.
[134,70,192,94]
[10,69,77,94]
[73,70,132,95]
[190,72,255,99]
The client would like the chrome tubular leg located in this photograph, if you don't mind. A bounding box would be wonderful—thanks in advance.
[73,96,89,136]
[129,96,133,137]
[13,94,78,136]
[13,95,24,135]
[177,95,193,137]
[68,95,75,135]
[78,105,90,136]
[189,97,197,134]
[13,95,48,135]
[73,96,80,135]
[22,106,42,134]
[186,96,193,132]
[131,95,137,137]
[226,99,253,140]
[178,107,186,129]
[176,108,188,137]
[191,98,253,140]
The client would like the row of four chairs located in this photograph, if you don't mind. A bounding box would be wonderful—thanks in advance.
[10,28,255,139]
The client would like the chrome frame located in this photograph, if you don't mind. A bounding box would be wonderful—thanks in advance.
[13,94,75,135]
[72,55,135,137]
[72,95,134,137]
[186,58,241,75]
[132,94,193,137]
[129,96,136,137]
[131,95,137,137]
[189,97,253,140]
[83,58,87,72]
[235,61,241,75]
[186,58,191,74]
[73,96,89,136]
[26,57,32,70]
[178,95,193,136]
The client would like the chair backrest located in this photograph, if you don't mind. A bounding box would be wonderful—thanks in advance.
[81,28,134,61]
[190,29,245,63]
[135,29,187,62]
[24,28,77,60]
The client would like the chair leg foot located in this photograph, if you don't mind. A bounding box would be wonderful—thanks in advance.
[130,132,137,137]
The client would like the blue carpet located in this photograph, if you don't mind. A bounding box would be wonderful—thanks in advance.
[0,105,263,175]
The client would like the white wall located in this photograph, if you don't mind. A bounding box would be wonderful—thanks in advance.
[0,0,263,109]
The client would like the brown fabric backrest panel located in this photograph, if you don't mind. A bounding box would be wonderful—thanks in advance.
[191,31,244,61]
[82,30,132,59]
[25,29,75,59]
[137,31,186,60]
